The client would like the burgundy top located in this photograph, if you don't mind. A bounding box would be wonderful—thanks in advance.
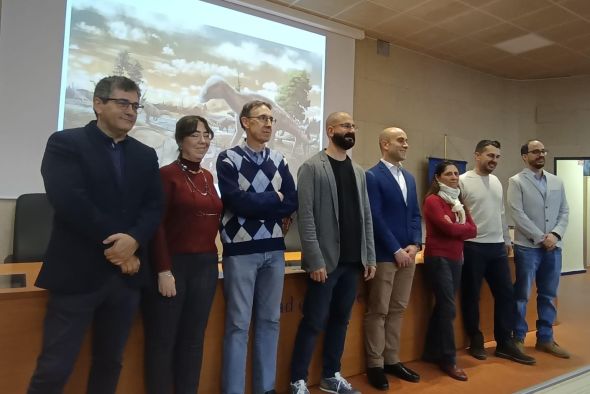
[423,194,477,261]
[151,159,223,273]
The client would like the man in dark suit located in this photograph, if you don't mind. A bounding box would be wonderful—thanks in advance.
[28,76,163,394]
[364,127,422,390]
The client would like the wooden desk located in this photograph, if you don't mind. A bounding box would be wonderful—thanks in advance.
[0,257,537,393]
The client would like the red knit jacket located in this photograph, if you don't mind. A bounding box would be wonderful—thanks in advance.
[151,161,222,273]
[423,194,477,261]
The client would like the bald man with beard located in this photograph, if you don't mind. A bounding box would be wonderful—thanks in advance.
[364,127,422,390]
[289,112,376,394]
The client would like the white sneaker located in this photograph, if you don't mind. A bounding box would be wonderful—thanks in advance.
[290,379,310,394]
[320,372,360,394]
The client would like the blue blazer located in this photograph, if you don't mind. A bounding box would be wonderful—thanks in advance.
[366,161,422,262]
[37,121,164,293]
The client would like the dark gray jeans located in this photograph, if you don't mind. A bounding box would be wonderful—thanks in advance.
[422,256,462,365]
[143,252,219,394]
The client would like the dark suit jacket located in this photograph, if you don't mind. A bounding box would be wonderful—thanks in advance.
[36,121,163,293]
[366,161,422,262]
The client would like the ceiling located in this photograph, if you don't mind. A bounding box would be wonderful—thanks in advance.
[266,0,590,80]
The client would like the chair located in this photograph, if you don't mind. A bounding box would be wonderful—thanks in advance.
[4,193,53,263]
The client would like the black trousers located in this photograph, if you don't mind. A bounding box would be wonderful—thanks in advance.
[28,274,140,394]
[461,242,513,345]
[143,253,219,394]
[422,256,462,365]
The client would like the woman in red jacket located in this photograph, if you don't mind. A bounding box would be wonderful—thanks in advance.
[422,160,477,382]
[143,115,222,394]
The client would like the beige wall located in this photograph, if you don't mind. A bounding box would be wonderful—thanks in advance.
[528,76,590,173]
[0,199,15,261]
[1,38,589,260]
[352,38,536,200]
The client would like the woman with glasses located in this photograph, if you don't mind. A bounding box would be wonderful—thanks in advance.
[143,115,222,394]
[422,160,476,382]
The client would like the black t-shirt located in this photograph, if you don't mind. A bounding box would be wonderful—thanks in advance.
[328,155,361,264]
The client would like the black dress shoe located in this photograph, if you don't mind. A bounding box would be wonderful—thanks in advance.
[367,367,389,390]
[468,333,487,360]
[468,345,487,360]
[384,362,420,383]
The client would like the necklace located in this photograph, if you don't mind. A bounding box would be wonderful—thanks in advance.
[177,160,209,196]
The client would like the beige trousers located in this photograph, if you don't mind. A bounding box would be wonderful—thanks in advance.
[364,262,415,367]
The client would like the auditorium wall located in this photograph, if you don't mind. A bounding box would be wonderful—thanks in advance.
[1,37,590,260]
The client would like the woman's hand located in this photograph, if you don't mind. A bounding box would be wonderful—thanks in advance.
[443,214,453,223]
[158,271,177,297]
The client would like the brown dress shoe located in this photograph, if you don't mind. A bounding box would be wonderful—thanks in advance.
[439,363,468,381]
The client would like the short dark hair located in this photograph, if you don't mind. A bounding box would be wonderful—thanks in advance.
[475,139,500,153]
[93,76,141,118]
[239,100,272,131]
[94,76,141,100]
[175,115,214,146]
[520,139,539,155]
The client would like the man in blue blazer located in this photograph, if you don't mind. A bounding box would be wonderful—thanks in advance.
[507,140,569,359]
[28,76,163,394]
[364,127,422,390]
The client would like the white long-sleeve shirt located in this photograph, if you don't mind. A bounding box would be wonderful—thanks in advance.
[459,170,511,244]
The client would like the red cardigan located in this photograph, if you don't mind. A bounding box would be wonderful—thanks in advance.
[151,162,222,273]
[423,194,477,261]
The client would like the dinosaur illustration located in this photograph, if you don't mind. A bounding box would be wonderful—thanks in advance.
[198,76,309,151]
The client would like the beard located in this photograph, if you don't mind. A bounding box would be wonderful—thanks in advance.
[332,132,356,150]
[529,158,545,169]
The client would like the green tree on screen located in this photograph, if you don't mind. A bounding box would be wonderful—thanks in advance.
[277,70,311,122]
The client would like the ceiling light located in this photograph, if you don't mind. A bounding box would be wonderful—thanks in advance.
[494,33,553,55]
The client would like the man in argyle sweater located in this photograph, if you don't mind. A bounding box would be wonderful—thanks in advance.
[216,100,297,394]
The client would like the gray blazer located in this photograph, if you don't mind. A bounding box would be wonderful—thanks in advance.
[507,168,569,248]
[297,151,376,273]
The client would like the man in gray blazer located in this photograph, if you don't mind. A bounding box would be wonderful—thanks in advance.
[507,139,570,359]
[289,112,376,394]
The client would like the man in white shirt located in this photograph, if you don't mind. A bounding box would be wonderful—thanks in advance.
[459,140,535,365]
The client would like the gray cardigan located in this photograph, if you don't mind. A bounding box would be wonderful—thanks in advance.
[507,168,569,248]
[296,150,376,273]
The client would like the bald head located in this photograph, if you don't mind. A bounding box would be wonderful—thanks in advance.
[326,112,352,129]
[379,127,408,164]
[379,127,404,150]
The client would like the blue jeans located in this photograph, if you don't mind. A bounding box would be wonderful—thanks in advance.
[222,250,285,394]
[513,245,562,342]
[290,263,361,382]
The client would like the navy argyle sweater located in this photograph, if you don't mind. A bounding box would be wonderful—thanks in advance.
[216,144,297,256]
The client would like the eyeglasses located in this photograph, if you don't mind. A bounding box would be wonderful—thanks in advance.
[187,132,213,140]
[248,115,276,124]
[101,97,144,112]
[338,123,358,131]
[527,149,548,156]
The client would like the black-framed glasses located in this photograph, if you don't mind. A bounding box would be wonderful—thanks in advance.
[527,149,548,156]
[248,115,276,124]
[338,123,358,131]
[101,97,144,112]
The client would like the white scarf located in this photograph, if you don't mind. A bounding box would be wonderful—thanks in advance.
[437,182,466,224]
